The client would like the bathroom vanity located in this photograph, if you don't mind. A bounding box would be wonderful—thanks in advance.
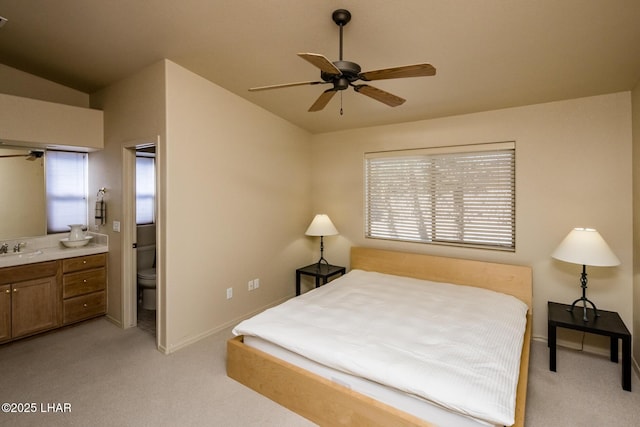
[0,234,108,344]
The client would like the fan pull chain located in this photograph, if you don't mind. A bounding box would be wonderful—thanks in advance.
[340,92,343,116]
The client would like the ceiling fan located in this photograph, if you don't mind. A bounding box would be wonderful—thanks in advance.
[249,9,436,113]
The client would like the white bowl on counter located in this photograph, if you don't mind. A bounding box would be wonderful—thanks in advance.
[60,236,93,248]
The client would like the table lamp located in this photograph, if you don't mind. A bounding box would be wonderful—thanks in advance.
[551,228,620,322]
[305,214,338,267]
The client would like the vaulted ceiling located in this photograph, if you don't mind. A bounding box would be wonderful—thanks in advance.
[1,0,639,134]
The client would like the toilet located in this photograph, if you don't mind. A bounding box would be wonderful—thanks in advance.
[137,267,156,310]
[136,242,157,311]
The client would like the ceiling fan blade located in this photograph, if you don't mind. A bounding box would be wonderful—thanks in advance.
[249,80,327,91]
[298,53,341,75]
[353,84,405,107]
[308,89,337,112]
[359,63,436,81]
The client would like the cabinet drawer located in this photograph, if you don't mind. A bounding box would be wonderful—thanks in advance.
[0,261,58,285]
[63,268,105,298]
[63,291,105,324]
[62,253,106,273]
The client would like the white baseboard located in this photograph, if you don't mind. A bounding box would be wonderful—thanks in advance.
[105,314,123,329]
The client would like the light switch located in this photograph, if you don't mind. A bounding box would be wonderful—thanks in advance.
[113,220,120,232]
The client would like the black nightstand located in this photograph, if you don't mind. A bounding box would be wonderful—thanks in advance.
[295,263,346,296]
[548,301,631,391]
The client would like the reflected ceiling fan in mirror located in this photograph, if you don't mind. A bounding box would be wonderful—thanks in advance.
[249,9,436,114]
[0,150,44,161]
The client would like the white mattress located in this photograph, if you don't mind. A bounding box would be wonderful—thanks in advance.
[233,269,528,426]
[244,335,497,427]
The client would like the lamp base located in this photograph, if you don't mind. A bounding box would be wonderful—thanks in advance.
[566,264,600,322]
[315,236,330,270]
[567,296,600,322]
[315,256,330,270]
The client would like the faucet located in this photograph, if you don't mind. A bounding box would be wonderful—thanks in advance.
[0,243,7,254]
[13,242,26,253]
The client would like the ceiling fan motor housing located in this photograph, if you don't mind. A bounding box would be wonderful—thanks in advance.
[321,60,362,90]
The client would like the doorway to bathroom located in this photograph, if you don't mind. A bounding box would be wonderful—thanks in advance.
[134,145,157,337]
[122,140,160,345]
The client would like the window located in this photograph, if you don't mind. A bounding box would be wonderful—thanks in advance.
[136,155,155,224]
[365,142,515,251]
[46,151,88,233]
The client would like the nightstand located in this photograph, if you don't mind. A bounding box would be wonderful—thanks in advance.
[548,301,631,391]
[295,263,346,296]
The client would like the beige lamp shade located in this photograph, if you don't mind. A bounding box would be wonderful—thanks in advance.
[551,228,620,267]
[305,214,338,236]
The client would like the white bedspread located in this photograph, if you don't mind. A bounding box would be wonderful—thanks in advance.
[233,269,528,426]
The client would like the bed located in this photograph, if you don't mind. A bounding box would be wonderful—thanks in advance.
[227,247,532,426]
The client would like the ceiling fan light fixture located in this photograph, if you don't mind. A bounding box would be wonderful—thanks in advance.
[335,77,350,91]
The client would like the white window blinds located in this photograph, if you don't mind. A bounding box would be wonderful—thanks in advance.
[365,142,515,251]
[46,151,88,233]
[136,156,155,225]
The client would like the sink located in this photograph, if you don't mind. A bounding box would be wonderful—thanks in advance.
[0,249,43,258]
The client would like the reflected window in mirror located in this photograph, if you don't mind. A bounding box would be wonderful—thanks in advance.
[46,151,88,233]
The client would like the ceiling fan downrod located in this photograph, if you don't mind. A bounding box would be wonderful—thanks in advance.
[332,9,351,61]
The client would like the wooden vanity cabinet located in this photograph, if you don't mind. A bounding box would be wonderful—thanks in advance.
[62,253,107,324]
[0,261,59,343]
[0,253,107,344]
[11,276,59,337]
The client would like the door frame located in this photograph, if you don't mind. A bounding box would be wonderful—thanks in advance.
[122,136,161,348]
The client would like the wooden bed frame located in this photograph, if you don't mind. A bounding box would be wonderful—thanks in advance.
[227,247,533,427]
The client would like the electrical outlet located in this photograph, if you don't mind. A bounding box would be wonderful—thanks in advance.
[248,278,260,291]
[226,287,233,299]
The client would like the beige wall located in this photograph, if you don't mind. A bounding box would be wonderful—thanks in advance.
[632,81,640,366]
[310,92,633,351]
[0,63,89,107]
[0,93,103,150]
[163,61,312,352]
[90,61,167,334]
[0,64,99,150]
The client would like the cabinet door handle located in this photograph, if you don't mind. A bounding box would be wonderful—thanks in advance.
[83,279,87,283]
[4,289,9,294]
[83,303,88,308]
[13,288,18,292]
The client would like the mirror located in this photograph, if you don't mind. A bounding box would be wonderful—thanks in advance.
[0,146,47,239]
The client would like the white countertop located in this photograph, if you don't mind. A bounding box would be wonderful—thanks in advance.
[0,232,108,269]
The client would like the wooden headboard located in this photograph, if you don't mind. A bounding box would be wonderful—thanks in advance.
[351,247,532,311]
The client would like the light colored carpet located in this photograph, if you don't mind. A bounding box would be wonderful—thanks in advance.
[0,317,638,426]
